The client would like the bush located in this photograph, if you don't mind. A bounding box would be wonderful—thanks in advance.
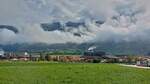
[93,59,101,63]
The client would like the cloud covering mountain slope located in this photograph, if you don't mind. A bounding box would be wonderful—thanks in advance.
[0,0,150,45]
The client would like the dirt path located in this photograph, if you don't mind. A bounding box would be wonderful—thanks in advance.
[119,64,150,69]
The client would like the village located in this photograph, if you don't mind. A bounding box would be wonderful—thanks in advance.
[0,48,150,67]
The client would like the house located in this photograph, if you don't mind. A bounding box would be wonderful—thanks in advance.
[81,50,105,62]
[102,55,119,63]
[45,55,81,62]
[7,52,41,61]
[136,57,150,67]
[30,54,41,61]
[9,52,30,61]
[18,52,30,61]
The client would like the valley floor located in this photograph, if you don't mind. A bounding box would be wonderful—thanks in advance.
[0,62,149,84]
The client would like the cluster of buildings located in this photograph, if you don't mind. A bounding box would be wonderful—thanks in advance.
[45,55,81,62]
[0,49,40,61]
[1,48,150,67]
[0,49,117,62]
[81,50,118,63]
[0,49,123,63]
[136,56,150,67]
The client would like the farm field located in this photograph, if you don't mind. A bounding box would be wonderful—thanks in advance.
[0,62,149,84]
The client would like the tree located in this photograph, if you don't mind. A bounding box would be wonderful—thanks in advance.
[40,52,45,61]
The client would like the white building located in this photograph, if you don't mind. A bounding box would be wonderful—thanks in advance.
[0,49,4,57]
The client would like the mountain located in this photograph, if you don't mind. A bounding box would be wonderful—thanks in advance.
[1,41,150,55]
[0,25,19,33]
[0,21,150,55]
[40,20,103,37]
[41,21,103,31]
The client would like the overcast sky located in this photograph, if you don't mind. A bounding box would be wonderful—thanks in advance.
[0,0,150,44]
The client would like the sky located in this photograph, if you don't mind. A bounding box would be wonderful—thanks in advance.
[0,0,150,44]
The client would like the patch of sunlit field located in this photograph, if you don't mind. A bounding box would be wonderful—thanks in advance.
[0,62,149,84]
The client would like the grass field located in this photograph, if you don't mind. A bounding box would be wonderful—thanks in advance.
[0,62,149,84]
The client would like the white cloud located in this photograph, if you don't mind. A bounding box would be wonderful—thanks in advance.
[0,0,150,44]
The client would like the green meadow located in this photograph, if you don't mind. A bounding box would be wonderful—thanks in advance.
[0,62,149,84]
